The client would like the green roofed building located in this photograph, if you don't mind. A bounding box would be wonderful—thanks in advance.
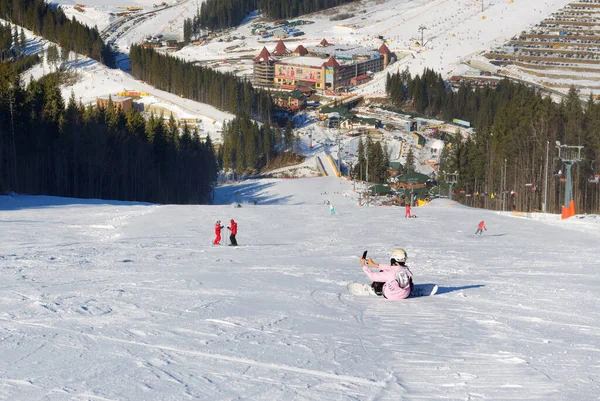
[398,171,431,185]
[388,161,403,172]
[369,184,392,195]
[318,106,354,119]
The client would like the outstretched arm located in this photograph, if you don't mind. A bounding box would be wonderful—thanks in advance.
[361,257,379,268]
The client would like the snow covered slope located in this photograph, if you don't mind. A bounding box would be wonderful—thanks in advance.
[1,175,598,400]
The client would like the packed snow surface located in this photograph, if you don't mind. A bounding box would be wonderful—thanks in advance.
[1,175,598,400]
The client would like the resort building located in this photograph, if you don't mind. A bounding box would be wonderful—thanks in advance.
[96,95,133,113]
[253,47,276,86]
[252,39,394,91]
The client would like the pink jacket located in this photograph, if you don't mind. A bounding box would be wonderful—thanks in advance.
[362,264,413,300]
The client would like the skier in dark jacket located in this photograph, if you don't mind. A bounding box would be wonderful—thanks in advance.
[227,219,238,246]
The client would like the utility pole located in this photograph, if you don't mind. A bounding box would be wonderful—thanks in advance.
[502,158,507,211]
[336,134,342,176]
[481,0,484,13]
[543,140,549,212]
[366,151,370,207]
[556,141,583,219]
[365,150,369,185]
[418,25,427,47]
[8,83,18,187]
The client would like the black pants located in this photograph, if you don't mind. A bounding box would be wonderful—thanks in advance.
[371,282,384,296]
[229,234,238,246]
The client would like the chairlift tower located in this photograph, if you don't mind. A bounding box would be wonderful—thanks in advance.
[556,141,583,219]
[418,25,427,47]
[445,171,458,201]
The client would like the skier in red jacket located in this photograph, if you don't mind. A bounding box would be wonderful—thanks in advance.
[214,220,224,245]
[475,220,487,235]
[405,202,411,218]
[227,219,238,246]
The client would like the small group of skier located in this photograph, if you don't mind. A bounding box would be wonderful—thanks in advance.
[213,219,238,246]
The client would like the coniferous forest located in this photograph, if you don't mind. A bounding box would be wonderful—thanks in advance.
[0,0,114,67]
[0,67,217,204]
[184,0,358,33]
[257,0,358,20]
[129,45,273,122]
[386,68,600,214]
[219,114,304,176]
[189,0,258,33]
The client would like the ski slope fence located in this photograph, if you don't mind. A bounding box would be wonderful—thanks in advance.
[327,155,341,177]
[315,156,327,176]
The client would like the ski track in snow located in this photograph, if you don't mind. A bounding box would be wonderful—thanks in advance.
[1,179,599,400]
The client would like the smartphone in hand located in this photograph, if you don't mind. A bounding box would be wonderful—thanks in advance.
[362,251,368,259]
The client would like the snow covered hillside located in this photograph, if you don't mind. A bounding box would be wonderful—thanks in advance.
[1,175,598,400]
[14,0,580,128]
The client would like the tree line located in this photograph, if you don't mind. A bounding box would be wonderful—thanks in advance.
[0,21,26,61]
[184,0,358,33]
[129,45,273,122]
[257,0,358,21]
[351,135,391,184]
[185,0,258,34]
[219,115,303,176]
[0,68,218,204]
[386,68,600,214]
[0,0,114,67]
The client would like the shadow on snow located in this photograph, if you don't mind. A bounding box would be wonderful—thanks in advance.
[435,284,485,295]
[0,193,150,211]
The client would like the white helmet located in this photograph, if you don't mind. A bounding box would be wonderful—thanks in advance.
[391,248,407,264]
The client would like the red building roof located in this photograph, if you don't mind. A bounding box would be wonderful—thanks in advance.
[322,56,340,68]
[378,43,391,54]
[293,44,308,56]
[272,40,291,55]
[319,38,331,47]
[253,47,275,63]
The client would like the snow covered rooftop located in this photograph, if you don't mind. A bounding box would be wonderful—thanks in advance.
[279,56,327,67]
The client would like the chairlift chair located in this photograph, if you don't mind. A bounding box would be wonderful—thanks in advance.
[589,160,599,184]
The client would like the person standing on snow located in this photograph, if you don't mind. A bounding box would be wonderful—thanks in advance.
[475,220,487,235]
[213,220,224,245]
[361,249,413,300]
[405,202,411,218]
[227,219,238,246]
[330,203,336,215]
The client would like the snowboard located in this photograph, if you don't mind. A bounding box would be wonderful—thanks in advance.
[347,283,438,298]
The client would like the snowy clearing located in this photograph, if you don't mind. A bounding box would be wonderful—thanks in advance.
[1,175,598,400]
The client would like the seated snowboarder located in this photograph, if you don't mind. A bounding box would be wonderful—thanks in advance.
[361,248,413,300]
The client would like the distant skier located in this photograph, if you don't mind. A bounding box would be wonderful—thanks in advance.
[361,249,413,300]
[227,219,238,246]
[330,203,336,215]
[213,220,224,245]
[475,220,487,235]
[405,202,411,218]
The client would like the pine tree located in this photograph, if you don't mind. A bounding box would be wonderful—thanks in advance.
[404,146,416,174]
